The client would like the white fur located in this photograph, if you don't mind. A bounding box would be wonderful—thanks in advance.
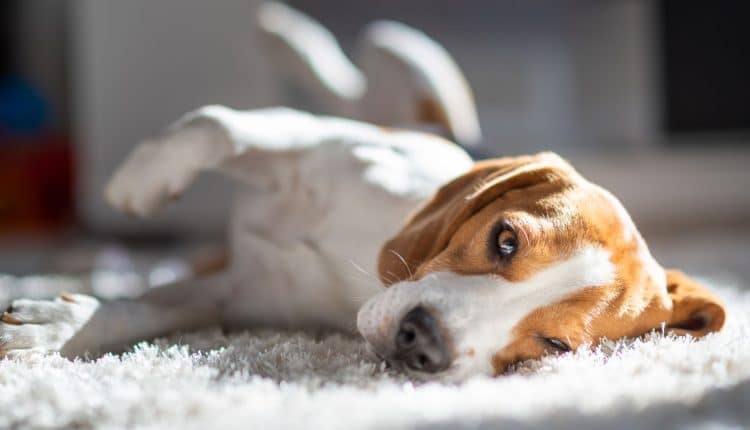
[0,295,99,357]
[257,2,366,113]
[3,107,473,360]
[0,107,648,382]
[358,246,616,380]
[357,21,482,145]
[0,274,233,359]
[256,3,482,146]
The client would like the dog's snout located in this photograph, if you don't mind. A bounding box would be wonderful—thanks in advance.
[393,306,450,373]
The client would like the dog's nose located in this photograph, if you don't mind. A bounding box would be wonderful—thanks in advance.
[393,306,450,373]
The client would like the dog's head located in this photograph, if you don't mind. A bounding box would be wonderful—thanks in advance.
[357,152,725,380]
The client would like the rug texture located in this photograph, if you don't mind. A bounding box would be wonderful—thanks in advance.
[0,276,748,430]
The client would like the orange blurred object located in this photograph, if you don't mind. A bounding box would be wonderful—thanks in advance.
[0,134,75,235]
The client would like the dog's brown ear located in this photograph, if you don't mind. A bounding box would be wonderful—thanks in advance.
[665,270,725,337]
[377,152,572,285]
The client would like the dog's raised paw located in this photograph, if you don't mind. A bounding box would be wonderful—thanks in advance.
[105,122,232,217]
[0,294,99,359]
[104,140,189,217]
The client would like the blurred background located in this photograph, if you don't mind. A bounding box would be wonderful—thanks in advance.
[0,1,748,299]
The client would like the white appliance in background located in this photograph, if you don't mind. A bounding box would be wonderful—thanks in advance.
[70,0,274,236]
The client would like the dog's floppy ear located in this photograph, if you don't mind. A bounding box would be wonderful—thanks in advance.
[665,270,725,337]
[377,152,572,285]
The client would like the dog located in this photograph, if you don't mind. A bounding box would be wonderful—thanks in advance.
[0,105,725,381]
[0,4,724,382]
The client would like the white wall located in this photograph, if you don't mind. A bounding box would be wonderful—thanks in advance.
[565,1,660,151]
[442,1,659,155]
[71,0,275,235]
[70,0,662,235]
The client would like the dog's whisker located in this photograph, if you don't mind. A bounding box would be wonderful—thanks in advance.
[343,262,385,294]
[343,272,380,289]
[384,271,402,286]
[348,260,370,276]
[388,250,413,280]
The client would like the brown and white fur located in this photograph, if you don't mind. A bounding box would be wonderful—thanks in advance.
[0,106,724,381]
[0,5,724,381]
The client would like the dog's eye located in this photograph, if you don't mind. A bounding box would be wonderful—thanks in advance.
[496,227,518,258]
[540,337,571,353]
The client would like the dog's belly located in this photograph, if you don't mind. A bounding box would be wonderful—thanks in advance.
[220,178,419,331]
[205,127,473,331]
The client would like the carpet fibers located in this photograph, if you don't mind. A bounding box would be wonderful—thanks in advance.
[0,278,748,429]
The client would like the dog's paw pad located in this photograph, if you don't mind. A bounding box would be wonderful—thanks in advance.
[1,312,21,325]
[60,293,77,304]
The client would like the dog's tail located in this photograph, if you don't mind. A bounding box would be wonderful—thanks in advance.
[256,2,482,147]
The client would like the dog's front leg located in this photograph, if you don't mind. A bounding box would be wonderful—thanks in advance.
[104,106,237,217]
[106,106,340,217]
[106,105,431,217]
[0,273,230,359]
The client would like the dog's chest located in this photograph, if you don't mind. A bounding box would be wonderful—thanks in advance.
[218,137,472,330]
[222,172,421,329]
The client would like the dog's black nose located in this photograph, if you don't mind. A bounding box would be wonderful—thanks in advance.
[393,306,450,373]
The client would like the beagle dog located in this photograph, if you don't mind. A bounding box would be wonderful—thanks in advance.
[0,107,725,381]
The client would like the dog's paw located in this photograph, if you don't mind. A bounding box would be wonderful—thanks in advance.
[105,118,235,217]
[0,294,99,358]
[104,137,201,216]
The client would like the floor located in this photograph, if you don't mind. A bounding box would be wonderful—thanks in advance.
[645,227,750,290]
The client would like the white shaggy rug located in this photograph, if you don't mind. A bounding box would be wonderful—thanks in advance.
[0,276,749,430]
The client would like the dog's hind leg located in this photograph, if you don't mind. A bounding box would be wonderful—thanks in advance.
[0,272,233,359]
